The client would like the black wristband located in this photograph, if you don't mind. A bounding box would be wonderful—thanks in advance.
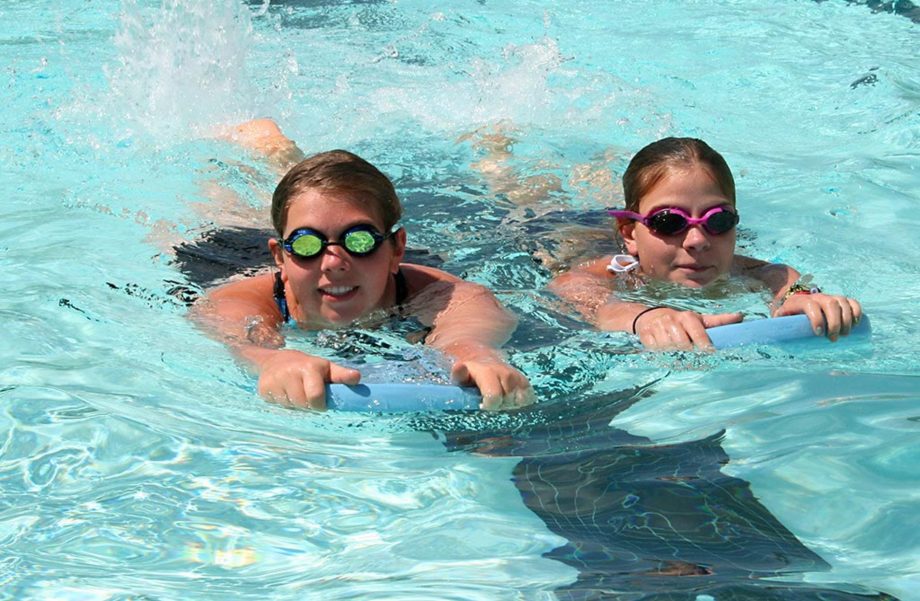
[631,306,668,335]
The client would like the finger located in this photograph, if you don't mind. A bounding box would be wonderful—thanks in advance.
[663,318,694,351]
[838,298,854,337]
[850,298,863,325]
[772,302,796,318]
[803,303,825,336]
[508,370,535,408]
[263,390,291,408]
[258,377,290,407]
[450,362,472,387]
[638,328,661,349]
[329,363,361,385]
[822,299,843,341]
[300,373,327,410]
[491,373,512,410]
[497,370,529,410]
[700,312,744,328]
[513,382,536,408]
[644,323,676,350]
[257,377,272,400]
[472,371,504,411]
[283,378,310,409]
[684,317,714,350]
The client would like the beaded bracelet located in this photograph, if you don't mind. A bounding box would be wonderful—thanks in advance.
[782,281,822,302]
[631,306,668,334]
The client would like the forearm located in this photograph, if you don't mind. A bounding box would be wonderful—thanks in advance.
[430,337,508,367]
[426,311,515,362]
[596,301,659,333]
[189,296,285,372]
[405,274,532,409]
[422,285,516,360]
[235,339,288,373]
[196,322,286,375]
[740,259,800,303]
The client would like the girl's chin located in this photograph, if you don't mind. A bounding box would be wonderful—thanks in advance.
[669,267,723,288]
[320,312,363,328]
[678,278,711,288]
[319,303,385,328]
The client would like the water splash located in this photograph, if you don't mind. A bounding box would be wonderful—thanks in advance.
[104,0,261,143]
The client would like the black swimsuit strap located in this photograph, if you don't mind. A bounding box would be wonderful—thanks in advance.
[394,268,408,306]
[273,271,290,323]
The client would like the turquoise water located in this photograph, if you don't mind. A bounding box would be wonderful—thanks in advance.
[2,1,919,599]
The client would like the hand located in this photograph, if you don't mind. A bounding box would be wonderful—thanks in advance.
[775,293,862,341]
[256,350,360,409]
[634,308,744,350]
[451,359,535,411]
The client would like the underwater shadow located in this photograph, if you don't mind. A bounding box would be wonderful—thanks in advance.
[436,384,897,600]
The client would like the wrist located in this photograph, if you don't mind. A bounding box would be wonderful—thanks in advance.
[782,281,822,303]
[631,305,668,334]
[441,340,503,364]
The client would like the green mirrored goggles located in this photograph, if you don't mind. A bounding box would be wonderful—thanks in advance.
[282,225,391,259]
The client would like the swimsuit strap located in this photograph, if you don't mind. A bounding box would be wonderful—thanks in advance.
[394,267,431,343]
[394,268,409,306]
[273,271,290,323]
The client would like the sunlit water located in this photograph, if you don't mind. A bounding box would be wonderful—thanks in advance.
[1,1,918,599]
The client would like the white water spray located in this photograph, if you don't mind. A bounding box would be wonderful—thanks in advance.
[104,0,263,142]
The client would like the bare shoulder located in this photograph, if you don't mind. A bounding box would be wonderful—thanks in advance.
[209,272,275,299]
[550,255,613,287]
[399,262,464,292]
[204,272,280,317]
[732,255,799,294]
[733,254,769,272]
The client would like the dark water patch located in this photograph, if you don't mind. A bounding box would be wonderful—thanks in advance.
[435,384,898,600]
[815,0,920,23]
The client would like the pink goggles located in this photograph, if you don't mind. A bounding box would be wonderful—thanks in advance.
[608,205,739,236]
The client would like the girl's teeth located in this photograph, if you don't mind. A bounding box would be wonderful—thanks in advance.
[323,286,355,296]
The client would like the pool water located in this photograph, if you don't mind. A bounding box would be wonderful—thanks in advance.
[2,1,918,599]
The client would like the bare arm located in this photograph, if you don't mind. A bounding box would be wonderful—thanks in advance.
[739,256,863,340]
[402,264,534,410]
[190,273,360,409]
[549,257,742,350]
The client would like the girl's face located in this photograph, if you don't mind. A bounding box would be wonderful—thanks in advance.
[269,188,405,328]
[619,164,736,288]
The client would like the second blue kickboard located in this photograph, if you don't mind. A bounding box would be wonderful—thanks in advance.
[706,313,870,349]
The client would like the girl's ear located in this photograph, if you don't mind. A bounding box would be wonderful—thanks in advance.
[389,228,407,274]
[269,238,285,272]
[618,219,639,256]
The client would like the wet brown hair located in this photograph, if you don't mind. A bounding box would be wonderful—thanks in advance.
[271,149,402,236]
[622,137,735,212]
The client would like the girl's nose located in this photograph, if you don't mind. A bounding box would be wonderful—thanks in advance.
[319,245,350,271]
[682,224,711,251]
